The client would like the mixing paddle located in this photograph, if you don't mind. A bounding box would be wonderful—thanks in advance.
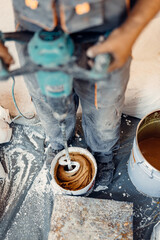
[59,121,80,174]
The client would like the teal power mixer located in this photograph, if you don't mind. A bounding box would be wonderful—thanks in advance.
[0,28,111,120]
[28,28,74,99]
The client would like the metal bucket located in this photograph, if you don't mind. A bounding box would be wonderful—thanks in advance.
[150,221,160,240]
[50,147,97,196]
[128,110,160,197]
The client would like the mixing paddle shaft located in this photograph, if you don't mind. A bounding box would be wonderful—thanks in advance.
[60,121,73,170]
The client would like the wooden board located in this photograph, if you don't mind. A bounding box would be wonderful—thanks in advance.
[48,195,133,240]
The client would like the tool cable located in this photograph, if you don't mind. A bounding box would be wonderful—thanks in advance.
[11,76,35,122]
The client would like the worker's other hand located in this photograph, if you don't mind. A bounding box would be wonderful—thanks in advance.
[0,42,14,67]
[86,27,133,72]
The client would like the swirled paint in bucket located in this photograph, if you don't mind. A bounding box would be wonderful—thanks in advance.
[50,147,97,196]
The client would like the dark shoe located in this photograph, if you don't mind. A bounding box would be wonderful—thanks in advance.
[95,161,115,187]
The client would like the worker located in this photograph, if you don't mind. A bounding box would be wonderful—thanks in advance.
[0,0,160,186]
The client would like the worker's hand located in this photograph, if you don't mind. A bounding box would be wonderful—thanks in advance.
[86,27,133,72]
[0,42,14,67]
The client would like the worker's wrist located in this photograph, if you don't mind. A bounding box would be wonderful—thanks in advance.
[112,26,136,49]
[119,0,160,47]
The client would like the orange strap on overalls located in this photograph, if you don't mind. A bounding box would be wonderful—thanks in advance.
[25,0,39,10]
[94,83,98,109]
[125,0,131,15]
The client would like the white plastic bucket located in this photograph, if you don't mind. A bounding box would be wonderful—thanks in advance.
[50,147,97,196]
[128,110,160,197]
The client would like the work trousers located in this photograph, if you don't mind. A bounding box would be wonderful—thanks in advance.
[16,43,131,163]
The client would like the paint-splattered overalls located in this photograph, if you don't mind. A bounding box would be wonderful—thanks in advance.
[13,0,135,166]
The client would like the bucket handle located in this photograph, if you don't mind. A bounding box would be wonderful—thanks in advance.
[133,148,154,179]
[132,150,144,165]
[143,167,153,179]
[137,160,144,165]
[148,169,153,179]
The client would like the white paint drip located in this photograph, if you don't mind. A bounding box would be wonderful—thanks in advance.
[0,125,45,217]
[94,185,109,192]
[2,147,35,215]
[27,131,44,150]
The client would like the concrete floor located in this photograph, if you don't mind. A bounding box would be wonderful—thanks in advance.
[0,1,160,120]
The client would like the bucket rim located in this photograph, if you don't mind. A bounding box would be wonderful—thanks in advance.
[135,109,160,173]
